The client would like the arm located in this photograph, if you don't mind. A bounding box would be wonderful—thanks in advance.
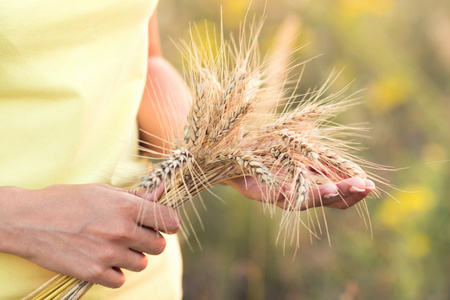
[137,12,190,154]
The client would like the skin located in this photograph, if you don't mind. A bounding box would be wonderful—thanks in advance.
[0,11,375,290]
[137,13,191,153]
[226,176,375,210]
[0,184,180,288]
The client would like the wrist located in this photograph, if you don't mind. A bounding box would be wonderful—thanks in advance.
[0,186,30,255]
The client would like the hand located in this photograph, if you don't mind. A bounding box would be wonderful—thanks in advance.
[225,176,375,210]
[0,183,180,288]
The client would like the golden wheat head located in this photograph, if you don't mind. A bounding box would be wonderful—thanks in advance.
[25,16,391,300]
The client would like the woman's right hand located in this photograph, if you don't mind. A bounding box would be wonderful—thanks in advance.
[0,183,180,288]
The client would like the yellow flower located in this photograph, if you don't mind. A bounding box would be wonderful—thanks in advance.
[368,75,409,113]
[337,0,393,18]
[377,186,435,230]
[212,0,250,28]
[406,233,431,258]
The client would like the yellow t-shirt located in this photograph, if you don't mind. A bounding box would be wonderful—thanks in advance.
[0,0,182,299]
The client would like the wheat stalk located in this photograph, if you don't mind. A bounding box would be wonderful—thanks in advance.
[24,17,388,300]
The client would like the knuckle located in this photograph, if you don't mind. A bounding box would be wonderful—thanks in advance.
[110,221,134,241]
[114,199,138,217]
[85,263,108,283]
[98,246,119,263]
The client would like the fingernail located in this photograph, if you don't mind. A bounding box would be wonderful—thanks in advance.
[349,186,365,193]
[323,193,339,199]
[364,180,376,190]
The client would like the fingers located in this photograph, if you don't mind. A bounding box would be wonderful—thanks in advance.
[126,184,181,234]
[127,226,168,255]
[274,177,375,211]
[88,251,146,288]
[88,229,167,288]
[102,249,147,275]
[307,178,375,210]
[132,200,181,234]
[93,185,179,288]
[110,185,180,253]
[335,178,375,209]
[118,250,149,272]
[130,183,165,202]
[85,225,167,288]
[93,267,126,289]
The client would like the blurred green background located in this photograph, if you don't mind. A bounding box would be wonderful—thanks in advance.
[157,0,450,299]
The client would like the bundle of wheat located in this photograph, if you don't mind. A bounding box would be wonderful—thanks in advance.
[24,18,386,300]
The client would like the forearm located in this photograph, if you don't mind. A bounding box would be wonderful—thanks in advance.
[137,56,190,154]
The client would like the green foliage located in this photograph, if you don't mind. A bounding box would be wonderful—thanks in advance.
[158,0,450,299]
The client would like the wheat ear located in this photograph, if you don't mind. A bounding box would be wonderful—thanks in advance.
[24,16,390,300]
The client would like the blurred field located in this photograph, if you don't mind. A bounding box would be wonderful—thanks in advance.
[157,0,450,299]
